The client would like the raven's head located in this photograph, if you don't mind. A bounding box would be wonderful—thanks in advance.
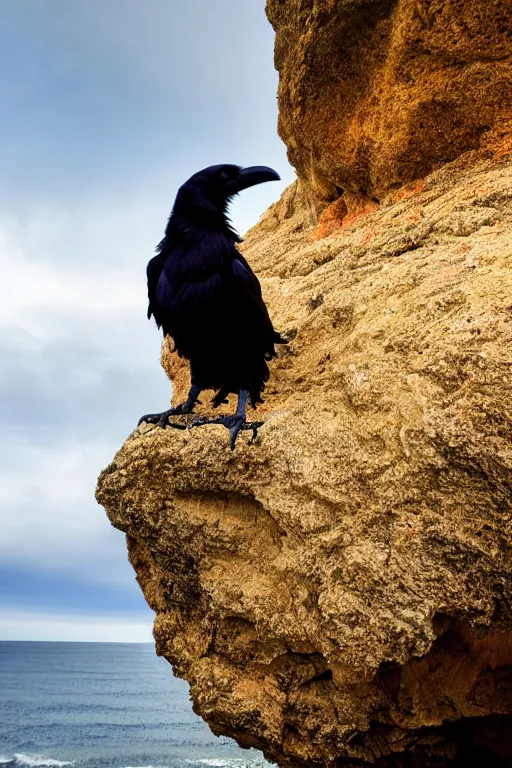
[166,164,280,241]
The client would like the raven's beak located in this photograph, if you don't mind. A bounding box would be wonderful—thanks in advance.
[228,165,280,194]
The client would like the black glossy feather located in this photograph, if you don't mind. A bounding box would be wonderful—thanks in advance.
[146,254,163,323]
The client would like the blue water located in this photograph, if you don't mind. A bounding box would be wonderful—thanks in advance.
[0,642,270,768]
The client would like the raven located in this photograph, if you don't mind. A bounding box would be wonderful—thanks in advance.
[138,163,286,448]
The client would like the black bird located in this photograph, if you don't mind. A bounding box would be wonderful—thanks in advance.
[138,163,286,448]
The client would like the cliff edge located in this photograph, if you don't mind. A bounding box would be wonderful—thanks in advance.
[96,2,512,766]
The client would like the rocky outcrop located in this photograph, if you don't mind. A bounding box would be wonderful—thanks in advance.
[266,0,512,214]
[97,152,512,766]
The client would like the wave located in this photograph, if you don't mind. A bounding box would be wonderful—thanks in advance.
[13,755,74,768]
[190,761,268,768]
[0,758,14,766]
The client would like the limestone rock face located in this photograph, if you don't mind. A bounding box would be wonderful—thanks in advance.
[97,154,512,766]
[265,0,512,212]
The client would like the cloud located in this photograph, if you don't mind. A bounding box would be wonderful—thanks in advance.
[0,434,136,584]
[0,0,295,638]
[0,0,295,222]
[0,609,153,642]
[0,205,170,592]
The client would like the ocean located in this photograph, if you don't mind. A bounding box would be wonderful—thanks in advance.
[0,642,270,768]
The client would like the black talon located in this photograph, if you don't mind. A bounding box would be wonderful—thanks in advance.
[140,390,264,448]
[190,416,264,448]
[137,408,173,427]
[188,391,264,449]
[189,414,245,449]
[137,409,188,429]
[248,421,264,443]
[138,384,202,428]
[227,416,245,450]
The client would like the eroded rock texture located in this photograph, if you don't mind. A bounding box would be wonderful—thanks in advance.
[97,154,512,767]
[266,0,512,213]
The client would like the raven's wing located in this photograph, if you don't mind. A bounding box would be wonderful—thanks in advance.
[231,257,287,346]
[146,254,163,325]
[231,256,263,297]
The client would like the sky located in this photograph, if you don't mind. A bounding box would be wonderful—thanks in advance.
[0,0,295,642]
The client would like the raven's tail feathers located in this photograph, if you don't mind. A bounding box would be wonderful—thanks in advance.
[211,385,231,409]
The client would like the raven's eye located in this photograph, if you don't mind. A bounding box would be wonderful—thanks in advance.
[220,169,231,181]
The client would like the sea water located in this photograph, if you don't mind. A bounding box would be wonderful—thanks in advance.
[0,642,270,768]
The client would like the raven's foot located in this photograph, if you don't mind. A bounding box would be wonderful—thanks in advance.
[138,384,202,428]
[137,405,192,429]
[191,415,264,450]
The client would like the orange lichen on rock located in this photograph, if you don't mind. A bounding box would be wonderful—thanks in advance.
[311,196,348,239]
[389,180,427,205]
[339,197,380,231]
[312,194,383,240]
[266,0,512,214]
[482,118,512,160]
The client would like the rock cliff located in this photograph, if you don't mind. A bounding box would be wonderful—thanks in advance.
[266,0,512,215]
[97,151,512,766]
[96,3,512,766]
